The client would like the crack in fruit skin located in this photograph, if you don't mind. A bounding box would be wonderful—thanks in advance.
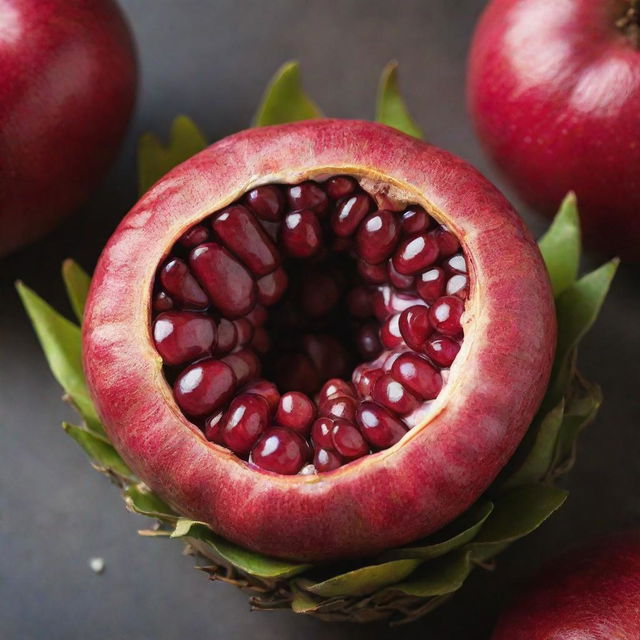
[83,120,555,561]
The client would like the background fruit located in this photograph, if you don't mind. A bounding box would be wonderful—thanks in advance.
[468,0,640,260]
[492,531,640,639]
[0,0,137,257]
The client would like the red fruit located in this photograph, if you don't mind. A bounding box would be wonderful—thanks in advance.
[324,175,357,200]
[416,267,446,304]
[214,318,237,356]
[446,274,469,299]
[160,259,209,309]
[399,306,432,350]
[0,0,136,256]
[400,206,430,234]
[331,194,373,236]
[380,313,404,349]
[282,210,322,258]
[222,393,270,455]
[179,225,210,248]
[84,120,555,561]
[287,181,328,216]
[492,532,640,640]
[468,0,640,260]
[356,323,383,360]
[153,291,173,312]
[424,335,461,368]
[275,392,316,434]
[429,296,465,336]
[204,410,225,444]
[245,185,285,221]
[331,422,369,459]
[392,233,439,275]
[153,311,216,366]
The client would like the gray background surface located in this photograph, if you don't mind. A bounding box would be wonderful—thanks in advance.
[1,1,639,638]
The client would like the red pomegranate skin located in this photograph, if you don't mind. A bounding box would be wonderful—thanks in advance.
[468,0,640,260]
[83,120,555,562]
[0,0,137,256]
[492,531,640,640]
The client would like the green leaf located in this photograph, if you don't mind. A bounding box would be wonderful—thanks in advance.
[16,282,102,433]
[62,260,91,323]
[124,484,177,522]
[306,559,421,598]
[538,192,581,297]
[382,501,493,560]
[290,583,322,613]
[503,400,565,489]
[171,519,310,579]
[138,115,207,195]
[390,550,473,597]
[375,61,423,139]
[63,422,134,480]
[253,61,323,127]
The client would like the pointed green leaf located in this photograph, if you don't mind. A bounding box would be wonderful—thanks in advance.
[538,192,581,297]
[63,423,134,480]
[375,61,423,139]
[306,559,421,598]
[390,550,473,597]
[16,282,102,433]
[171,519,310,579]
[253,61,323,127]
[62,260,91,323]
[290,583,322,613]
[124,484,177,522]
[138,115,207,194]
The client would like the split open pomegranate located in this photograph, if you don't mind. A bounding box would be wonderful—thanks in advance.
[83,120,556,561]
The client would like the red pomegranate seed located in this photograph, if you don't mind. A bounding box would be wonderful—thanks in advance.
[432,227,459,257]
[179,224,210,248]
[443,253,467,275]
[320,395,357,422]
[303,334,350,380]
[153,311,217,366]
[352,364,384,397]
[392,233,439,275]
[318,378,356,404]
[371,374,420,415]
[214,318,237,355]
[324,175,357,200]
[300,272,340,318]
[256,267,288,306]
[190,243,256,318]
[400,206,431,234]
[251,427,307,475]
[311,417,335,449]
[372,286,392,321]
[259,219,280,243]
[389,290,426,315]
[242,379,280,413]
[356,210,400,264]
[282,210,322,258]
[212,204,280,277]
[446,274,469,299]
[275,392,316,435]
[275,353,320,394]
[160,258,209,309]
[346,285,373,318]
[313,448,343,472]
[245,304,267,327]
[222,393,270,455]
[429,296,464,336]
[356,322,383,360]
[382,349,406,373]
[391,352,443,400]
[356,401,408,449]
[416,267,446,304]
[398,305,432,350]
[287,181,328,216]
[153,291,173,312]
[245,185,285,221]
[331,422,368,459]
[173,359,236,416]
[331,193,373,237]
[233,318,254,346]
[424,335,461,367]
[387,259,415,289]
[222,349,261,386]
[204,410,225,444]
[358,259,388,284]
[380,313,403,349]
[251,327,270,354]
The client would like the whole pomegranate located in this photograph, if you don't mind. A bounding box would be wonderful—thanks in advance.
[492,531,640,639]
[83,119,556,562]
[0,0,136,257]
[467,0,640,260]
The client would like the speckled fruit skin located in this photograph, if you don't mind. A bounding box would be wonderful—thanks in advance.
[468,0,640,260]
[492,531,640,640]
[83,120,556,562]
[0,0,136,257]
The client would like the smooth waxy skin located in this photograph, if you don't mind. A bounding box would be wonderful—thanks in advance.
[468,0,640,260]
[492,531,640,639]
[0,0,136,256]
[83,120,555,562]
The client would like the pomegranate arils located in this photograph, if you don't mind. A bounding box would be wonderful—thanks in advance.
[358,260,388,284]
[392,233,439,275]
[416,267,446,304]
[276,392,316,434]
[160,258,209,309]
[214,318,237,355]
[357,323,383,360]
[242,379,280,413]
[324,175,357,200]
[399,305,432,350]
[432,228,459,257]
[318,378,355,404]
[446,274,469,299]
[320,395,357,422]
[444,253,467,275]
[245,304,267,327]
[233,318,254,346]
[314,448,343,472]
[311,417,335,449]
[287,181,328,216]
[222,349,261,386]
[357,402,407,449]
[346,285,373,318]
[251,427,306,475]
[153,311,216,366]
[173,359,236,417]
[245,185,285,221]
[380,313,403,349]
[190,243,256,317]
[424,335,460,367]
[401,206,430,234]
[282,210,322,258]
[275,353,320,394]
[331,194,373,237]
[212,205,280,277]
[153,291,173,312]
[371,374,420,416]
[179,224,210,248]
[356,210,400,264]
[256,267,288,306]
[388,259,415,289]
[391,353,442,400]
[300,273,340,318]
[353,364,384,397]
[204,410,225,444]
[429,296,464,336]
[222,393,270,455]
[331,423,368,459]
